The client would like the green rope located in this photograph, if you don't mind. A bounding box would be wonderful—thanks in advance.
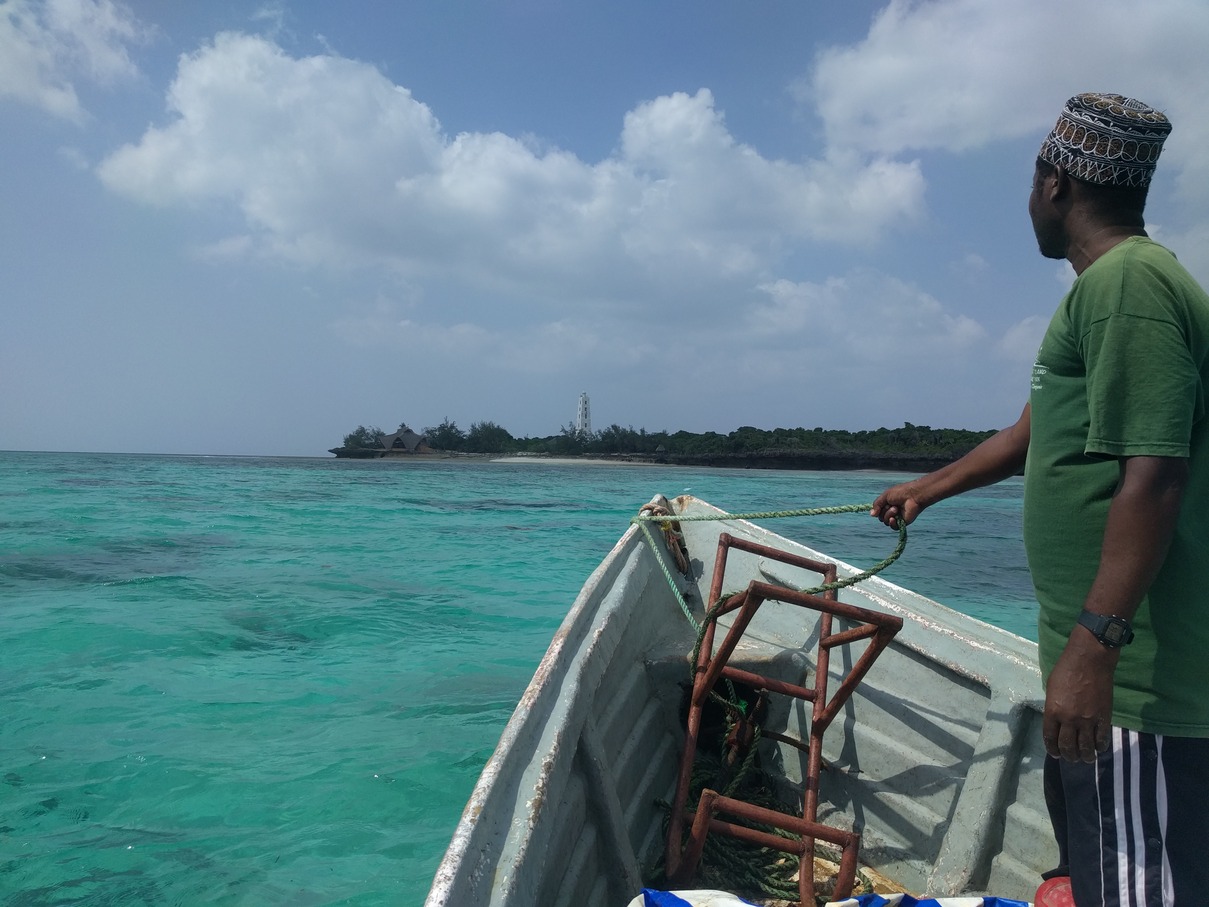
[632,501,908,628]
[655,731,875,903]
[633,503,877,523]
[636,520,702,629]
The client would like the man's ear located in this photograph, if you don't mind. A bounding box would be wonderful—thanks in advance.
[1051,166,1071,199]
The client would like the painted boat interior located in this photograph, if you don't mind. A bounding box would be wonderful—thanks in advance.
[425,496,1054,906]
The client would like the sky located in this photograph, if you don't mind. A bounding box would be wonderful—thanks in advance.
[3,0,1209,457]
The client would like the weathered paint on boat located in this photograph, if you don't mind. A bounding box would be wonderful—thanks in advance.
[425,496,1054,906]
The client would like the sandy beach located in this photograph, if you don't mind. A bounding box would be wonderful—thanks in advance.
[490,456,668,467]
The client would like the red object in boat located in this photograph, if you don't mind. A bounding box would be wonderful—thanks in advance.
[1034,875,1075,907]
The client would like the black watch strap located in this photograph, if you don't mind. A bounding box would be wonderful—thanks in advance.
[1077,610,1134,648]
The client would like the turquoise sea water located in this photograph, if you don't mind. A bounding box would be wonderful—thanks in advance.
[0,452,1034,905]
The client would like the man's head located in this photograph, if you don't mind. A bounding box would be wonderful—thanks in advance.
[1038,93,1171,189]
[1030,94,1171,263]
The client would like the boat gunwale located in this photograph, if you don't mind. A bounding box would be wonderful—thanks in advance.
[425,495,1049,904]
[424,520,652,905]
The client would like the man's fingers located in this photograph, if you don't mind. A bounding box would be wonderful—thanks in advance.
[1048,718,1106,763]
[1042,733,1059,759]
[1042,716,1060,759]
[1057,724,1079,762]
[868,502,900,529]
[1077,724,1099,763]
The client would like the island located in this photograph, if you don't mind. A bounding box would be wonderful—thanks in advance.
[331,420,997,472]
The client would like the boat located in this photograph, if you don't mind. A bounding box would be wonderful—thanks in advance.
[424,494,1053,906]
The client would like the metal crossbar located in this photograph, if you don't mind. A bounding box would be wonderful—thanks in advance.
[664,533,904,903]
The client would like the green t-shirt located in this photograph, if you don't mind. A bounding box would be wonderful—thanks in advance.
[1024,236,1209,736]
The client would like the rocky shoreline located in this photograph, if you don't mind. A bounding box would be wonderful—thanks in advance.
[332,449,969,473]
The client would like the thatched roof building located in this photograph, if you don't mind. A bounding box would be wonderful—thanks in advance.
[330,423,434,458]
[381,425,430,453]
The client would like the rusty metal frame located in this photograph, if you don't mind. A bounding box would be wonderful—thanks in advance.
[665,532,903,902]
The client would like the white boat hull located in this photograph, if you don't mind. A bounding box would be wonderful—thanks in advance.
[425,496,1053,906]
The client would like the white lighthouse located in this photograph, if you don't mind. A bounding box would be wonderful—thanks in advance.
[575,392,592,436]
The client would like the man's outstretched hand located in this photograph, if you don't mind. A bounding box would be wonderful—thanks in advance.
[870,481,927,530]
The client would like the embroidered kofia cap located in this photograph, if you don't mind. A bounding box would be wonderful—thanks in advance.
[1038,93,1171,188]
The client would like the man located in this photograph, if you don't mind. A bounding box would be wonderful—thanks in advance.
[870,94,1209,907]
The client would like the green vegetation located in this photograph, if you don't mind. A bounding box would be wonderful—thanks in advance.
[423,418,465,451]
[465,421,515,454]
[372,420,997,467]
[342,424,386,449]
[540,422,992,462]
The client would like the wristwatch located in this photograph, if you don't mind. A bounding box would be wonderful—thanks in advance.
[1077,610,1134,648]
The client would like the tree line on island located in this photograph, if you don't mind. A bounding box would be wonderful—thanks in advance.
[338,419,998,471]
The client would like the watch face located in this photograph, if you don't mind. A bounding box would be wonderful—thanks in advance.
[1079,610,1133,646]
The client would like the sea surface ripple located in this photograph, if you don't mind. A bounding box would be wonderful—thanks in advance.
[0,451,1033,905]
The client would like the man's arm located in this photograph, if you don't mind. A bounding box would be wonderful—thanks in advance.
[1043,454,1188,763]
[870,403,1031,529]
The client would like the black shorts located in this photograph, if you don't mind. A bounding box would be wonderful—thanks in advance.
[1044,727,1209,906]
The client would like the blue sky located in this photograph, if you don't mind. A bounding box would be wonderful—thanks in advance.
[4,0,1208,456]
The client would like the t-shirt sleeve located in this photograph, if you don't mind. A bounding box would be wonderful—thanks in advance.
[1082,305,1199,458]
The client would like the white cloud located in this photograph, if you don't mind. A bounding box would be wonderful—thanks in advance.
[997,315,1047,364]
[250,3,287,39]
[84,8,1209,441]
[97,35,925,316]
[808,0,1209,157]
[749,272,985,359]
[1049,261,1076,290]
[632,270,1017,432]
[337,270,997,380]
[96,8,1209,327]
[331,302,648,378]
[1163,223,1209,287]
[101,34,442,233]
[193,234,255,262]
[55,143,88,169]
[0,0,144,121]
[804,0,1209,267]
[955,252,987,275]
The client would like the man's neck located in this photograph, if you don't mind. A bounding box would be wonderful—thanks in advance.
[1067,226,1148,276]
